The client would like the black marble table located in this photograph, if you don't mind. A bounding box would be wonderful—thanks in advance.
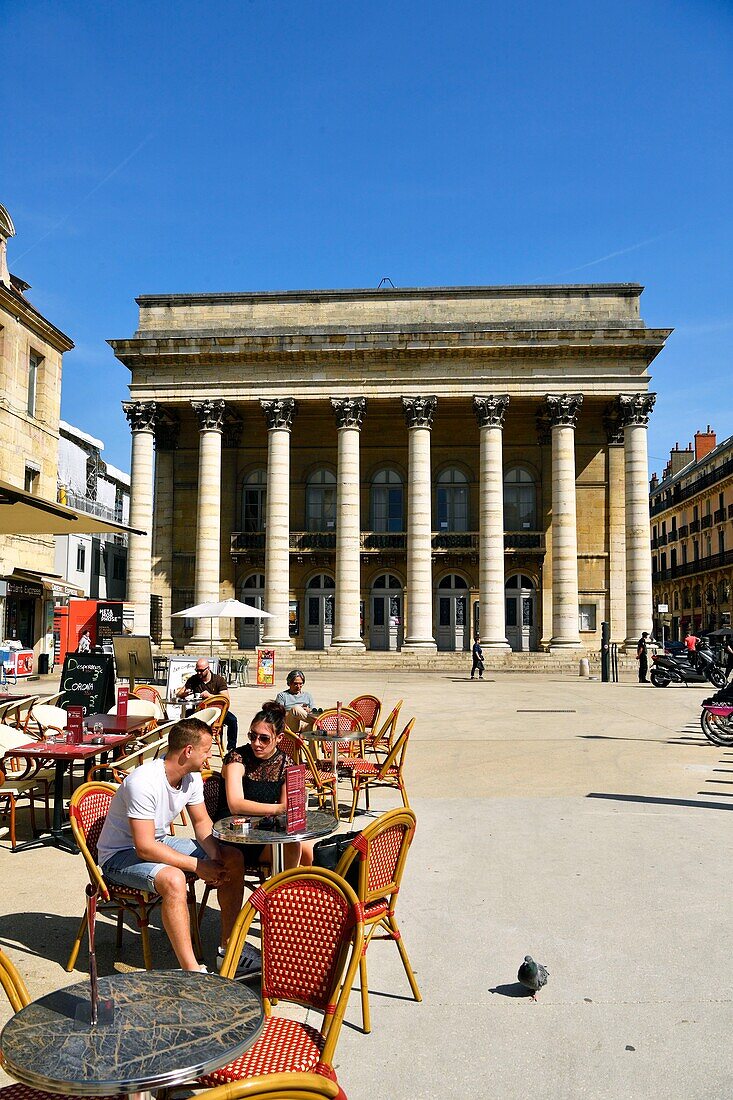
[0,970,264,1100]
[213,810,338,874]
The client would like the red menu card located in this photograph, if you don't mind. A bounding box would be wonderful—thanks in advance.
[285,765,307,834]
[66,706,84,745]
[117,685,129,718]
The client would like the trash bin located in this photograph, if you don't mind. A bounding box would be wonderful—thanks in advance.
[38,653,50,675]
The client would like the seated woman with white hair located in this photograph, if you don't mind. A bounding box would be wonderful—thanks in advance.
[275,669,321,733]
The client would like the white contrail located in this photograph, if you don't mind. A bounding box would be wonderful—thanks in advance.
[13,130,157,263]
[561,230,675,275]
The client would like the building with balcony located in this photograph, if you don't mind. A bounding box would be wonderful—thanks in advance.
[650,427,733,640]
[54,421,130,601]
[110,284,669,654]
[0,204,74,662]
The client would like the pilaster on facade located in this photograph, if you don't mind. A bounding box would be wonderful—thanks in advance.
[545,393,582,648]
[330,396,366,651]
[402,394,437,651]
[261,397,296,649]
[189,399,226,647]
[618,392,656,646]
[473,394,510,650]
[123,400,159,638]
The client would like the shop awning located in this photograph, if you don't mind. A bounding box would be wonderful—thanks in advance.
[0,479,145,536]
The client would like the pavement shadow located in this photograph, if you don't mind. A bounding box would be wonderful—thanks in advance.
[0,910,171,975]
[587,792,733,811]
[489,982,531,998]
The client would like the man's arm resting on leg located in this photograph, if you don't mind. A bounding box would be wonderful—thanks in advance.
[129,817,225,885]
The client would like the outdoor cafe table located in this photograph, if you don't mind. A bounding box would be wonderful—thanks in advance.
[301,726,367,774]
[0,969,264,1100]
[213,810,339,875]
[3,716,149,850]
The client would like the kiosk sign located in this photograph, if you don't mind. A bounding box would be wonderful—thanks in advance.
[256,648,275,687]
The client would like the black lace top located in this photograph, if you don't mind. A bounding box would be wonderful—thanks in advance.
[216,744,287,818]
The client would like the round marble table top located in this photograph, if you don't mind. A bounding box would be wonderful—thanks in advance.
[300,727,367,744]
[213,809,338,845]
[0,970,264,1096]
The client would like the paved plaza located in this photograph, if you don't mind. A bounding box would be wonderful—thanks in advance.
[1,669,731,1099]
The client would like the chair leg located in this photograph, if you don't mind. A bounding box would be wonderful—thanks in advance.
[198,884,212,930]
[116,910,124,948]
[389,914,422,1002]
[140,918,153,970]
[66,911,88,971]
[359,952,371,1034]
[189,894,203,961]
[330,782,338,818]
[348,778,361,823]
[9,795,16,851]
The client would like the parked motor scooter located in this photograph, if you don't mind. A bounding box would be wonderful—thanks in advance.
[650,651,726,688]
[689,638,727,687]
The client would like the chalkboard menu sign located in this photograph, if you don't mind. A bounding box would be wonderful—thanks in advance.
[60,653,115,716]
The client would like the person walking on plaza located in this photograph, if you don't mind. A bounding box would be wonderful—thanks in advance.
[96,718,244,972]
[636,631,651,683]
[470,636,485,680]
[177,658,239,751]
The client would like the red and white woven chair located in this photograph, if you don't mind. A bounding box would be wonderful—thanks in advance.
[312,708,364,763]
[346,695,381,739]
[198,867,363,1090]
[280,732,338,817]
[332,807,421,1033]
[199,1074,347,1099]
[66,782,202,972]
[0,948,124,1100]
[364,699,403,759]
[341,717,414,821]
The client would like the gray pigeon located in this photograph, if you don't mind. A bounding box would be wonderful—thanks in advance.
[517,955,549,1001]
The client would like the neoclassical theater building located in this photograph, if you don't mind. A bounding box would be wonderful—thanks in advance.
[110,284,669,655]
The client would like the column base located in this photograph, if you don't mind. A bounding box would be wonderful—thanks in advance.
[157,637,175,652]
[482,639,511,651]
[328,641,366,653]
[401,639,437,652]
[549,639,582,651]
[260,638,296,650]
[189,636,222,651]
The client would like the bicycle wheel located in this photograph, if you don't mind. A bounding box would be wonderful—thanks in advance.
[700,709,733,746]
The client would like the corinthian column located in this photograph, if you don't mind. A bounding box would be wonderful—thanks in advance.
[473,395,510,649]
[330,397,366,650]
[123,401,158,638]
[261,398,297,649]
[401,396,437,651]
[618,393,656,647]
[545,393,583,648]
[153,411,180,650]
[190,399,225,648]
[604,406,627,645]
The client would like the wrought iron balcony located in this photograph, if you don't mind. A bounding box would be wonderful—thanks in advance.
[232,528,546,556]
[701,514,713,529]
[689,519,700,534]
[714,508,726,524]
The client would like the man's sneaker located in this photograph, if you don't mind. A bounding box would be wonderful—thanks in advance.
[216,943,262,977]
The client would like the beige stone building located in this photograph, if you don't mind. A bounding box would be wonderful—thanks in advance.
[0,205,74,661]
[110,284,670,655]
[650,427,733,641]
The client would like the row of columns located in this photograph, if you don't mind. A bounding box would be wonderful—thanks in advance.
[123,391,656,652]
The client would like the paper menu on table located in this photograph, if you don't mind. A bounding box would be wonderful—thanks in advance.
[285,764,307,833]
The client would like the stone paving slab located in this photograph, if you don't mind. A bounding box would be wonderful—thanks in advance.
[1,671,731,1099]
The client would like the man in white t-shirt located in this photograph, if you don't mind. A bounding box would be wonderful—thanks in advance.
[97,717,241,971]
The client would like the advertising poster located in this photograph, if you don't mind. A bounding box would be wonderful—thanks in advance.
[256,648,275,687]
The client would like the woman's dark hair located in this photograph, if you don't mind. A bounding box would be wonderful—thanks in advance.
[286,668,306,686]
[252,700,286,736]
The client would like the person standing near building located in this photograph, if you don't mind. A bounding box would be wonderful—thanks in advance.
[636,631,651,683]
[470,636,484,680]
[77,629,92,653]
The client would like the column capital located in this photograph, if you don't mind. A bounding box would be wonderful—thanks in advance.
[192,399,226,432]
[617,392,656,427]
[261,397,297,431]
[331,396,366,429]
[544,392,583,429]
[402,395,437,429]
[603,403,625,446]
[154,409,180,451]
[473,394,509,429]
[123,400,158,433]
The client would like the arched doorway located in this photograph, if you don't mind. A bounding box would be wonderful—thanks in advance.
[370,573,403,651]
[505,573,537,651]
[304,574,335,649]
[436,574,469,651]
[238,573,265,649]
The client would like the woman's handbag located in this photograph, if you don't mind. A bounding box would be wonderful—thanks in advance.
[312,830,362,892]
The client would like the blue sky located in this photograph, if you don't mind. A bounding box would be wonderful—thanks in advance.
[2,0,732,474]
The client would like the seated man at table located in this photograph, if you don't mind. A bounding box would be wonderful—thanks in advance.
[275,668,319,734]
[176,658,239,751]
[97,717,244,972]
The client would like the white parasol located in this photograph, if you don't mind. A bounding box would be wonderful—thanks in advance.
[172,598,272,672]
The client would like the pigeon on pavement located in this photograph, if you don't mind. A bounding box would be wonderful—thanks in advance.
[517,955,549,1001]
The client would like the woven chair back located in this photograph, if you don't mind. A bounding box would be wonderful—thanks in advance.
[107,699,158,719]
[69,783,118,896]
[279,731,303,765]
[0,947,30,1013]
[336,807,416,905]
[132,685,167,720]
[313,708,364,736]
[202,771,224,818]
[347,694,381,732]
[196,694,229,731]
[30,703,69,732]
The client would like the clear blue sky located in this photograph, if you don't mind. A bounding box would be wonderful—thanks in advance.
[2,0,732,475]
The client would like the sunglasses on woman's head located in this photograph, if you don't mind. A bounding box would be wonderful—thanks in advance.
[248,730,273,744]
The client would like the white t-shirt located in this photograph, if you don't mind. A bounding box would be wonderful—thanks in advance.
[97,758,204,868]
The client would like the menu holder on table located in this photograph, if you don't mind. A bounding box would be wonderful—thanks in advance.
[285,765,307,834]
[66,705,84,745]
[117,685,129,718]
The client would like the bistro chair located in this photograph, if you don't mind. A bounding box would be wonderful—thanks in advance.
[107,699,158,720]
[341,718,414,821]
[312,707,365,762]
[0,729,48,850]
[347,694,381,738]
[200,1074,347,1099]
[66,781,203,972]
[333,807,421,1033]
[132,684,167,721]
[196,771,268,929]
[280,731,338,817]
[196,695,230,758]
[197,867,363,1090]
[365,699,403,759]
[3,697,38,734]
[26,703,68,738]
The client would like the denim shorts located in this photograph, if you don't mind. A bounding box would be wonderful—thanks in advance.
[102,835,208,893]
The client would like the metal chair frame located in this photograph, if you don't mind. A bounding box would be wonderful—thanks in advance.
[196,695,230,757]
[199,1075,346,1099]
[342,718,414,821]
[280,731,338,817]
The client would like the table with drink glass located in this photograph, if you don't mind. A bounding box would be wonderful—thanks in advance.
[213,810,339,875]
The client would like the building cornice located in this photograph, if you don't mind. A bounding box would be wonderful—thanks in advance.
[0,281,74,353]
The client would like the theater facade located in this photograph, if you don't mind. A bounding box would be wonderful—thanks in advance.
[110,284,669,654]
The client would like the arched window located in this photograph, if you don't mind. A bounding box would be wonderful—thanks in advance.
[242,469,266,532]
[436,468,469,532]
[305,469,336,531]
[371,469,403,532]
[504,467,536,530]
[673,591,679,611]
[372,573,402,589]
